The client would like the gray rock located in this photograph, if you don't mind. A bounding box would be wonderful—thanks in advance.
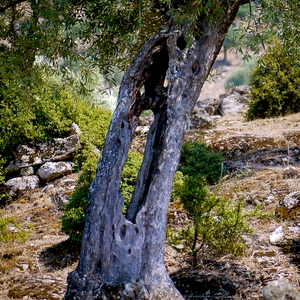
[136,126,150,135]
[269,226,285,245]
[283,191,300,209]
[37,162,73,181]
[189,108,216,129]
[194,97,222,116]
[6,134,81,174]
[139,114,154,126]
[6,176,40,196]
[70,123,82,135]
[53,191,69,208]
[20,166,35,176]
[219,86,250,115]
[262,278,300,300]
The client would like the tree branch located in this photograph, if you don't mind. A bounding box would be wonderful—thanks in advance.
[0,0,27,14]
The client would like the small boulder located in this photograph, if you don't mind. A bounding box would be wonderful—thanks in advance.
[6,176,40,196]
[269,226,285,245]
[37,162,73,182]
[139,114,154,126]
[20,166,35,177]
[189,108,217,130]
[194,97,222,116]
[262,278,300,300]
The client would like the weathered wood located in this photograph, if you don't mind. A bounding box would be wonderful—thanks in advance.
[65,2,242,299]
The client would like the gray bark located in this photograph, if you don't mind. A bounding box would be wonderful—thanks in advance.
[65,2,242,299]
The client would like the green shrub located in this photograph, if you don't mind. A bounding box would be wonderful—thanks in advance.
[0,210,31,243]
[0,67,111,178]
[0,70,74,151]
[61,150,143,242]
[61,152,98,242]
[120,151,143,210]
[247,43,300,120]
[169,176,252,266]
[179,141,224,185]
[171,171,184,201]
[72,100,112,170]
[225,57,257,89]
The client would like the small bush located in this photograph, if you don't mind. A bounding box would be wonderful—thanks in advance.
[179,141,224,185]
[170,176,252,266]
[225,58,256,89]
[61,151,143,242]
[247,43,300,120]
[61,152,98,242]
[0,211,31,243]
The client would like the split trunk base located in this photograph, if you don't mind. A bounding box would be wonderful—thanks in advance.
[65,270,183,300]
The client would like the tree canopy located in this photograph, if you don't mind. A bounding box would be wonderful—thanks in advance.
[1,0,299,83]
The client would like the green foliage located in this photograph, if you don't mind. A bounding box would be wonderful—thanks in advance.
[61,154,98,242]
[230,0,300,61]
[0,211,31,243]
[171,171,184,201]
[72,101,112,170]
[236,3,252,19]
[61,151,143,242]
[170,177,252,266]
[170,141,251,265]
[161,0,229,30]
[0,70,75,155]
[120,152,143,210]
[0,61,111,177]
[247,43,300,120]
[179,141,224,185]
[225,57,257,89]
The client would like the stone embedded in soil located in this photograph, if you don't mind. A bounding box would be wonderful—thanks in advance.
[37,161,73,181]
[269,226,285,245]
[6,175,40,196]
[262,278,300,300]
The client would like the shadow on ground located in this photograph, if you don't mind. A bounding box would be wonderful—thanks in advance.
[171,260,262,299]
[40,239,81,271]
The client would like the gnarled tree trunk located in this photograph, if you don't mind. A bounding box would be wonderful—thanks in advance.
[65,2,242,299]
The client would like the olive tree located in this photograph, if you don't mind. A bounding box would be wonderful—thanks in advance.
[62,1,249,299]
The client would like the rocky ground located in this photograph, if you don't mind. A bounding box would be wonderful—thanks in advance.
[0,52,299,299]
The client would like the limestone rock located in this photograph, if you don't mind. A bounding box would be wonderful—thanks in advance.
[189,107,217,130]
[136,126,150,136]
[6,134,81,174]
[53,191,69,209]
[219,86,250,116]
[20,166,35,176]
[6,176,40,196]
[283,191,300,209]
[269,226,285,245]
[37,162,73,182]
[276,191,300,220]
[70,123,82,135]
[262,278,300,300]
[194,97,222,116]
[139,114,154,126]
